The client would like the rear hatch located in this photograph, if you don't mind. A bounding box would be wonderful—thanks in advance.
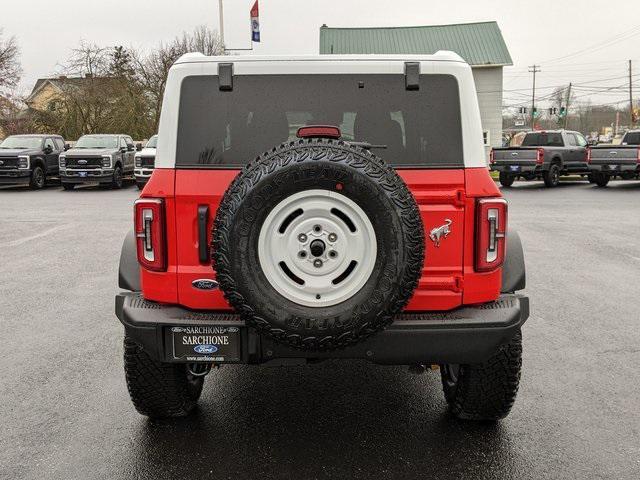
[171,72,467,312]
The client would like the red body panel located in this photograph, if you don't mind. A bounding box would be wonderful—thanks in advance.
[139,166,504,311]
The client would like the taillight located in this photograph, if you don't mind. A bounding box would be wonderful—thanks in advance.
[536,148,544,165]
[489,149,495,164]
[134,198,166,272]
[297,125,341,139]
[586,148,592,164]
[475,198,508,273]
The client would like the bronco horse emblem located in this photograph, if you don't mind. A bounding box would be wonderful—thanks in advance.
[429,219,452,247]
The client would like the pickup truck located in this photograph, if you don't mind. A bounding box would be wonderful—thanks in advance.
[134,134,157,190]
[587,130,640,187]
[490,130,589,188]
[59,134,137,190]
[0,134,67,189]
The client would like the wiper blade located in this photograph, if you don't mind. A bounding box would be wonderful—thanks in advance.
[346,141,388,150]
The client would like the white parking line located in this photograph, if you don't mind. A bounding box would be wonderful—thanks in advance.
[0,224,73,248]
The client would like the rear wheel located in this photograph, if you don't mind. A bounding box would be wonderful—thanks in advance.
[543,164,561,188]
[440,331,522,421]
[123,336,204,418]
[594,173,610,187]
[499,172,515,187]
[29,165,46,189]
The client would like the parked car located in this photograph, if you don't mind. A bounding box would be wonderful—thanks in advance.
[490,130,589,187]
[134,135,157,190]
[115,52,529,421]
[587,130,640,187]
[0,134,66,189]
[59,134,136,190]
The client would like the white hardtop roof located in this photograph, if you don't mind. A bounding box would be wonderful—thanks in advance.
[174,51,467,65]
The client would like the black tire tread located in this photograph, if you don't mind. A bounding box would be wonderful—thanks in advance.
[123,336,203,418]
[212,138,424,351]
[499,172,515,187]
[543,164,560,188]
[443,332,522,421]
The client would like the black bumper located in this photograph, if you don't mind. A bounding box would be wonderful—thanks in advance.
[491,163,539,174]
[588,163,639,174]
[61,171,114,184]
[115,293,529,365]
[0,171,31,184]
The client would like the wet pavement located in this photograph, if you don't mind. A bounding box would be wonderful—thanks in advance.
[1,179,639,479]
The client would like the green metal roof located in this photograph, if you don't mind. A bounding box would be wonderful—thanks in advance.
[319,21,513,66]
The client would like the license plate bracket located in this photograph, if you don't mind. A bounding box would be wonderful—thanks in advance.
[170,326,241,362]
[78,171,88,177]
[509,165,520,172]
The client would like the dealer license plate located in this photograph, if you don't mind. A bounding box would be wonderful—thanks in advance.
[509,165,520,172]
[171,326,241,362]
[609,165,619,170]
[78,171,88,177]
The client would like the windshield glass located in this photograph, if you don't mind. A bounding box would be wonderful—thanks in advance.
[623,132,640,145]
[0,136,43,149]
[75,136,118,149]
[176,74,463,168]
[522,133,564,147]
[146,135,158,148]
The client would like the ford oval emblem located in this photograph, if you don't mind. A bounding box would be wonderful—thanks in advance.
[192,279,219,290]
[78,159,88,164]
[194,344,218,354]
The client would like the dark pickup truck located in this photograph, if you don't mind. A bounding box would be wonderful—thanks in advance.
[59,134,137,190]
[491,130,589,188]
[587,130,640,187]
[0,134,67,189]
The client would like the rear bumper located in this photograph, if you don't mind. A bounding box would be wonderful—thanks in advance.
[0,170,31,184]
[491,163,539,174]
[115,292,529,365]
[588,163,639,174]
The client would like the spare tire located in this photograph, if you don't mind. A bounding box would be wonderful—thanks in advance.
[213,138,424,350]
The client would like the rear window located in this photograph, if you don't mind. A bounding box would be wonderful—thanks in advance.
[623,132,640,145]
[176,74,463,168]
[522,133,564,147]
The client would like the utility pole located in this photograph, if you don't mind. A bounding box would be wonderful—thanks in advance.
[564,82,572,130]
[630,60,634,128]
[218,0,226,51]
[529,65,541,130]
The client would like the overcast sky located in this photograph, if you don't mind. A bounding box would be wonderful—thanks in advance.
[4,0,640,109]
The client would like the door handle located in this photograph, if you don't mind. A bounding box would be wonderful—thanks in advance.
[197,205,210,264]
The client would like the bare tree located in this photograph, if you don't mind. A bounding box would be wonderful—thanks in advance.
[134,26,224,130]
[0,30,21,91]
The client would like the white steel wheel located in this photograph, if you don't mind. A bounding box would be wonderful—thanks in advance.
[258,189,377,308]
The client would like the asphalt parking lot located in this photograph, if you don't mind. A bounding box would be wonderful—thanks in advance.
[1,179,639,479]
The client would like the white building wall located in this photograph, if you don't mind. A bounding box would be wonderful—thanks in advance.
[472,67,503,164]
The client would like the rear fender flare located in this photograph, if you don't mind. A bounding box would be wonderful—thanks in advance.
[119,230,141,291]
[502,229,526,293]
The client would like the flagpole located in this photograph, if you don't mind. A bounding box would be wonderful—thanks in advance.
[218,0,226,52]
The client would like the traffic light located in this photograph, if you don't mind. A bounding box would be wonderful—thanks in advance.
[518,107,527,114]
[559,107,567,117]
[533,107,539,118]
[549,107,558,115]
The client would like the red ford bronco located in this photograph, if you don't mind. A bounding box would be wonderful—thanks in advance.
[116,52,529,421]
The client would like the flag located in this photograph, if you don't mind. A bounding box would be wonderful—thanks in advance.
[251,1,260,42]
